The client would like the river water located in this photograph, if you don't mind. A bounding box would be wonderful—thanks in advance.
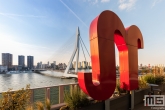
[0,71,75,92]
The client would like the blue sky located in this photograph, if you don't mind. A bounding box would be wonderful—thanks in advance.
[0,0,165,66]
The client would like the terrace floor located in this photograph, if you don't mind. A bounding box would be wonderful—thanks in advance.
[134,92,165,110]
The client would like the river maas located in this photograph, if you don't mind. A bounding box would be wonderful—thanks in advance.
[0,71,75,92]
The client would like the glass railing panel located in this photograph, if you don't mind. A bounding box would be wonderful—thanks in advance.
[50,87,59,105]
[0,93,2,99]
[64,85,70,93]
[33,88,45,104]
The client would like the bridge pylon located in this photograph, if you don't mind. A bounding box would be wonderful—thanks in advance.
[62,27,80,78]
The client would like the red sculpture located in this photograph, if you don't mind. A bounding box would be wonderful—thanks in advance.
[78,10,144,100]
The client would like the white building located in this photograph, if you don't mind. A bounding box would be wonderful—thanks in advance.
[42,64,48,69]
[82,61,88,68]
[63,63,67,69]
[53,61,56,65]
[0,65,7,73]
[37,61,42,69]
[73,61,76,69]
[78,62,81,69]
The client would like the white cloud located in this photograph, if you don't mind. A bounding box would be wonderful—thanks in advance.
[101,0,110,3]
[152,0,162,7]
[118,0,137,11]
[83,0,110,4]
[93,0,98,4]
[88,0,98,4]
[119,0,126,3]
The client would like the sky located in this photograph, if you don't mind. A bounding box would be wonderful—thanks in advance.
[0,0,165,66]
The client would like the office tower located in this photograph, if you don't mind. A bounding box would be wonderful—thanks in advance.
[18,55,25,67]
[2,53,13,68]
[40,61,42,69]
[47,61,49,66]
[53,61,56,69]
[27,56,34,69]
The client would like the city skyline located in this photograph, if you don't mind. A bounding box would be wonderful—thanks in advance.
[0,0,165,65]
[1,53,93,67]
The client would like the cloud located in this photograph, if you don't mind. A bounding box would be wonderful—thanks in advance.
[152,0,162,7]
[101,0,110,3]
[84,0,98,4]
[0,12,46,18]
[91,0,98,4]
[118,0,137,11]
[83,0,110,4]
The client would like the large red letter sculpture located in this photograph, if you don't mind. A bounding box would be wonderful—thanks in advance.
[78,10,144,100]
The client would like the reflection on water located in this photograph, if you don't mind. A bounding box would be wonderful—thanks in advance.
[0,72,75,92]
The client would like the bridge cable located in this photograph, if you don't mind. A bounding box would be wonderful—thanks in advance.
[80,39,89,69]
[47,33,76,63]
[80,36,91,58]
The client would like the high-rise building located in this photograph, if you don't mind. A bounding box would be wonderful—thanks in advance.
[18,55,25,67]
[40,61,42,68]
[53,61,56,69]
[2,53,13,68]
[27,56,34,69]
[47,61,49,67]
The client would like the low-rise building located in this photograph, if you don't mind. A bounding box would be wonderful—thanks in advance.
[51,63,56,69]
[82,61,88,69]
[42,64,48,69]
[0,65,7,73]
[17,65,23,70]
[58,63,67,70]
[63,63,67,69]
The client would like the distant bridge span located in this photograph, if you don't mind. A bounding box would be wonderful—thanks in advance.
[31,69,46,72]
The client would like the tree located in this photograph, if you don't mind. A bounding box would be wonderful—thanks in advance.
[0,85,31,110]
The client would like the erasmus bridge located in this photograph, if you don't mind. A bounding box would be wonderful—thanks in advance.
[62,27,91,78]
[44,27,92,78]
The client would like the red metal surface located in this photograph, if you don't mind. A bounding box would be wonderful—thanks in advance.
[78,10,144,100]
[121,25,143,90]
